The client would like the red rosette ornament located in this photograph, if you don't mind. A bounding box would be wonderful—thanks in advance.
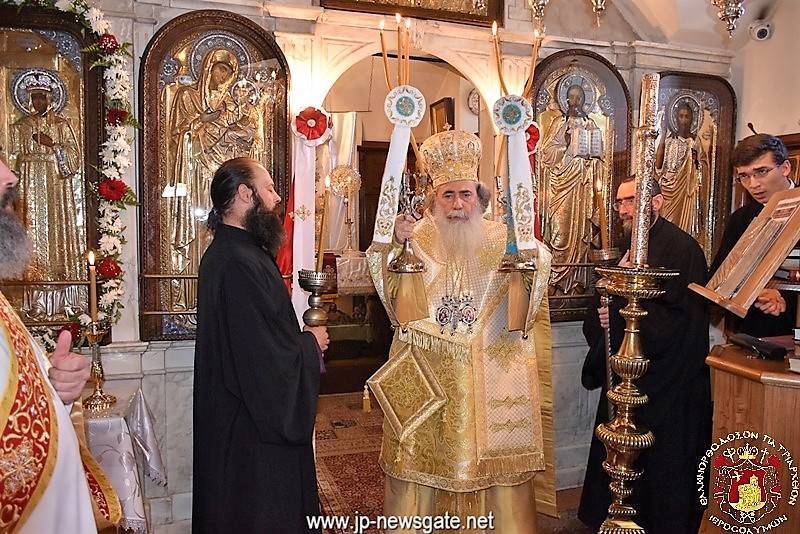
[292,107,333,147]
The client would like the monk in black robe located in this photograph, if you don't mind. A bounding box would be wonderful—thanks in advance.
[579,178,711,534]
[710,134,796,337]
[192,157,329,533]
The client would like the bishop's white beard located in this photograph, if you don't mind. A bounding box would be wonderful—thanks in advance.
[432,207,485,261]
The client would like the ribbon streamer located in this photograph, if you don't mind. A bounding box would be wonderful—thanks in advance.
[372,86,426,245]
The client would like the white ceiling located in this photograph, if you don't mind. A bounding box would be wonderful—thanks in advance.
[614,0,783,50]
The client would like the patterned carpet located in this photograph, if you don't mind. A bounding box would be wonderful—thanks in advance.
[314,393,592,534]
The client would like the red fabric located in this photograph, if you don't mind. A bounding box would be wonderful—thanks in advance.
[526,122,542,240]
[275,181,295,294]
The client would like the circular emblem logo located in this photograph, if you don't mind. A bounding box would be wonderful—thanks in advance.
[698,431,798,532]
[492,95,533,135]
[385,85,425,127]
[396,95,415,117]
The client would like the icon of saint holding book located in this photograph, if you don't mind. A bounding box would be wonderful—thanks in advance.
[539,73,608,294]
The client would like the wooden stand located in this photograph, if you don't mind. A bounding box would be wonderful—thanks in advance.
[700,344,800,533]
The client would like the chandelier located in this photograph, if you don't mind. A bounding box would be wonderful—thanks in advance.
[527,0,549,33]
[711,0,746,36]
[589,0,607,24]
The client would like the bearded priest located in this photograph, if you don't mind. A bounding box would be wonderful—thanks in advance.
[367,129,554,533]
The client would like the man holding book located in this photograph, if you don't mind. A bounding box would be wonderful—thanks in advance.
[710,134,795,337]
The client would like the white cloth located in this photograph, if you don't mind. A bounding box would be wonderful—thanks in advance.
[86,388,167,533]
[0,320,96,533]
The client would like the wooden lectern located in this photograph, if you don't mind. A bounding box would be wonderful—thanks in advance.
[700,344,800,533]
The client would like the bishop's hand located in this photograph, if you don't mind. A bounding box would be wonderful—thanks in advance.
[48,330,91,404]
[394,214,416,244]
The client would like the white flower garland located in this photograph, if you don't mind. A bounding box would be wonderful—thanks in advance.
[5,0,137,349]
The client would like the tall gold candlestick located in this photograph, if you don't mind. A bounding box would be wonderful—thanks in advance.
[88,250,98,322]
[316,176,331,272]
[379,19,393,91]
[630,73,660,267]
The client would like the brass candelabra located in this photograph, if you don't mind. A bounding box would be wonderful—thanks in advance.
[83,320,116,413]
[594,264,677,534]
[297,269,337,327]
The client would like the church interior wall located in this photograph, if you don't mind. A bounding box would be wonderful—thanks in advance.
[41,1,741,530]
[730,0,800,140]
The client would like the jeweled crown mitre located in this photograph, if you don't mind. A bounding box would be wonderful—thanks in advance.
[420,129,481,189]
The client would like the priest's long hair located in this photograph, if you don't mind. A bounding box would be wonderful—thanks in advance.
[206,157,259,232]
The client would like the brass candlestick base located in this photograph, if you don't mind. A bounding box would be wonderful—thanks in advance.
[298,269,337,327]
[497,250,538,273]
[388,239,425,274]
[594,265,677,533]
[83,321,116,414]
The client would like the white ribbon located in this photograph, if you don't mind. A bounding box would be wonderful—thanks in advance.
[372,86,426,245]
[493,96,538,251]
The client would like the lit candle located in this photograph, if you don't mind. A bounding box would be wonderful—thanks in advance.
[379,19,393,91]
[630,73,660,267]
[396,14,403,86]
[316,176,331,272]
[88,251,98,322]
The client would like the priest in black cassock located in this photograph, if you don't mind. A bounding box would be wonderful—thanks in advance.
[579,177,711,534]
[192,157,329,533]
[710,134,795,337]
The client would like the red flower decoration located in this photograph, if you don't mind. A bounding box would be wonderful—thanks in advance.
[97,256,122,279]
[107,108,129,126]
[295,107,328,141]
[97,33,120,54]
[98,179,127,202]
[525,122,541,154]
[58,322,81,344]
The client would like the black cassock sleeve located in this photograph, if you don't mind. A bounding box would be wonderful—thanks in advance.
[221,259,321,446]
[581,292,607,391]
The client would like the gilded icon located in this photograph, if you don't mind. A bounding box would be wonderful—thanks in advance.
[1,27,89,323]
[537,69,611,295]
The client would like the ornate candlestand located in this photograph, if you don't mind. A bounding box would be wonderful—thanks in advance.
[83,320,116,413]
[594,265,677,533]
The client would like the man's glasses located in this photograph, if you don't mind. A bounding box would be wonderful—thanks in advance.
[735,165,780,184]
[612,196,635,211]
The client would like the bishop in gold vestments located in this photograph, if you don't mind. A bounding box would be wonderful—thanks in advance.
[368,130,555,533]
